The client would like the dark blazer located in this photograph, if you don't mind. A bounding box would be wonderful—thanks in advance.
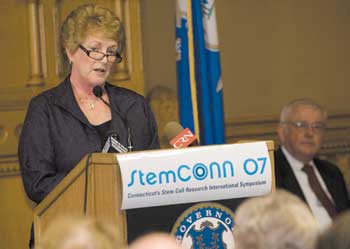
[19,77,159,204]
[274,147,350,213]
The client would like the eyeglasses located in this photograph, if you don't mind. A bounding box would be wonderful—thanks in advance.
[79,44,122,63]
[282,121,326,133]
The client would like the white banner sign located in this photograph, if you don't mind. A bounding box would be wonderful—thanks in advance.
[118,142,272,209]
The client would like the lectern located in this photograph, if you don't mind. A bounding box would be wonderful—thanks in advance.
[33,153,127,248]
[33,141,275,247]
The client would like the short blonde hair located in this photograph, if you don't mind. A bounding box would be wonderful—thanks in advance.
[36,216,121,249]
[61,4,124,53]
[234,190,319,249]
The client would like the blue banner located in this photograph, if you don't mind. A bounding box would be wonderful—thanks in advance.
[176,0,225,144]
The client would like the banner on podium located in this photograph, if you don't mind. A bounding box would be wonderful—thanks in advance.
[118,142,272,210]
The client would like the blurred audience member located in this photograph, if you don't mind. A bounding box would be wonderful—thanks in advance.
[275,98,350,229]
[316,211,350,249]
[36,216,123,249]
[129,232,182,249]
[234,190,319,249]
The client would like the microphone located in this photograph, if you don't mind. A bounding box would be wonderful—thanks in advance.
[93,85,111,108]
[164,121,198,148]
[92,85,103,97]
[92,85,133,152]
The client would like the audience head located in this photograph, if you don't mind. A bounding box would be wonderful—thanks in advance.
[316,211,350,249]
[128,232,182,249]
[277,98,327,163]
[234,190,319,249]
[36,216,122,249]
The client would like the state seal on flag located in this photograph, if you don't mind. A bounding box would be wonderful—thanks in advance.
[172,202,235,249]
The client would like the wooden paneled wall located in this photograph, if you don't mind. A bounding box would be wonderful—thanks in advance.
[0,1,144,249]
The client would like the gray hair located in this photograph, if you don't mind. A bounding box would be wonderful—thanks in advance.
[234,190,319,249]
[279,98,328,123]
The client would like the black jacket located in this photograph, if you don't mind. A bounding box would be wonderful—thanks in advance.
[274,147,350,213]
[18,77,159,203]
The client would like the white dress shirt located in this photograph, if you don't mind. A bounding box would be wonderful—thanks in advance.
[281,146,333,230]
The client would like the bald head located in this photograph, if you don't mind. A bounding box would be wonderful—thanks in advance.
[129,232,182,249]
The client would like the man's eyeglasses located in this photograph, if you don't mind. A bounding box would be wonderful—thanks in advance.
[282,121,326,133]
[79,44,122,63]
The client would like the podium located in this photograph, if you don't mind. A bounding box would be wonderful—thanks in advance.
[33,141,275,247]
[33,153,127,248]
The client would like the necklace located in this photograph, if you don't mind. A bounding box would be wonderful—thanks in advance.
[71,83,103,110]
[86,101,95,110]
[78,98,97,110]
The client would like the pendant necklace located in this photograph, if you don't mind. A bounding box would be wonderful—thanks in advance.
[87,101,95,110]
[79,98,97,110]
[72,83,99,110]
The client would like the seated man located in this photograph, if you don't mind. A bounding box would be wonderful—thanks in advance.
[275,98,350,229]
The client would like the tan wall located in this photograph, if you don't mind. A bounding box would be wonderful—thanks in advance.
[141,0,350,117]
[140,0,350,186]
[140,0,177,93]
[216,0,350,118]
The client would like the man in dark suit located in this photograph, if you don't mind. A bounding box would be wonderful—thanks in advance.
[275,98,350,229]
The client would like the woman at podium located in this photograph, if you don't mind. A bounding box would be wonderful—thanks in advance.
[18,4,159,248]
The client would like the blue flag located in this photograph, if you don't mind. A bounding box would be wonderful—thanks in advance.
[176,0,225,145]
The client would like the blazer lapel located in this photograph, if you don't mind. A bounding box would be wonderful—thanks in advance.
[275,148,307,202]
[53,77,91,127]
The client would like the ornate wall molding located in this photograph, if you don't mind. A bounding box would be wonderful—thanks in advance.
[0,155,20,177]
[0,88,34,111]
[27,1,44,87]
[111,0,131,81]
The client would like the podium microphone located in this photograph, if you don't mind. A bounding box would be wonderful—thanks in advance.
[164,121,198,148]
[92,85,133,152]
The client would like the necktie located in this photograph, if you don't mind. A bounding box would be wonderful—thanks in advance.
[302,164,337,218]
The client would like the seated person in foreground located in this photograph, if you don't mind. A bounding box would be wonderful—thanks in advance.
[316,211,350,249]
[128,232,183,249]
[234,190,319,249]
[36,216,121,249]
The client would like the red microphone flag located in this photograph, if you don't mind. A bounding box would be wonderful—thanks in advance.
[169,128,197,148]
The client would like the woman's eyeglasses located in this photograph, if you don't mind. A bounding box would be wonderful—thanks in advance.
[79,44,122,63]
